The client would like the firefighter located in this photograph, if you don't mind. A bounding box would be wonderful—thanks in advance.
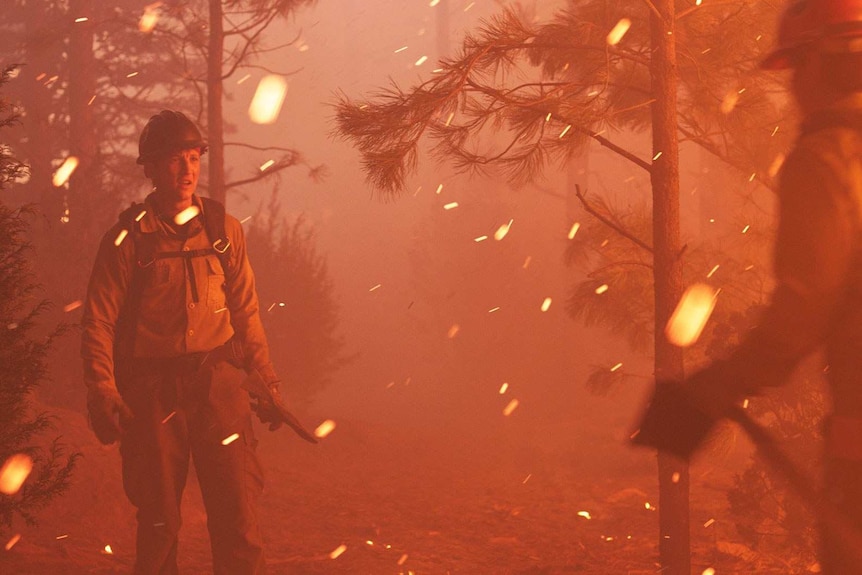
[82,110,283,574]
[633,0,862,571]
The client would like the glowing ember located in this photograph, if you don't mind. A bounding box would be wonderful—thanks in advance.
[435,183,444,194]
[488,306,500,313]
[369,284,381,292]
[653,151,663,161]
[221,433,240,446]
[135,210,147,222]
[703,518,715,527]
[55,534,69,540]
[567,222,580,239]
[706,264,720,278]
[74,17,88,23]
[174,205,200,225]
[702,569,716,575]
[161,411,176,424]
[768,153,786,178]
[610,362,622,372]
[0,454,33,495]
[559,124,572,138]
[645,502,655,510]
[742,224,750,234]
[499,382,508,394]
[429,0,440,6]
[445,112,454,126]
[671,472,681,483]
[522,474,531,484]
[53,156,79,187]
[743,398,750,409]
[720,91,739,114]
[606,18,632,46]
[503,399,519,416]
[415,55,429,66]
[259,159,275,171]
[139,3,161,33]
[577,511,592,520]
[523,256,532,269]
[101,544,114,555]
[397,554,409,565]
[494,220,513,240]
[314,419,336,438]
[365,540,374,546]
[541,297,552,312]
[394,46,408,53]
[5,534,21,551]
[248,75,288,124]
[665,283,717,347]
[443,202,459,210]
[447,324,460,338]
[474,235,488,242]
[595,284,609,295]
[63,300,82,312]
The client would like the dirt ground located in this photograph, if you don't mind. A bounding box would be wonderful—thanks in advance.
[0,402,811,575]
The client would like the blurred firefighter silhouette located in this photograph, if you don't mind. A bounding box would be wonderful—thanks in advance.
[633,0,862,571]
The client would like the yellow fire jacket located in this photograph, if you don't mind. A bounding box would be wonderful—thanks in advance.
[81,193,274,394]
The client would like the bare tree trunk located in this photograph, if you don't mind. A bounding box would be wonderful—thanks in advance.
[207,0,225,205]
[650,1,689,574]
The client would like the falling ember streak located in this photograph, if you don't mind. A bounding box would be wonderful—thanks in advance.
[522,473,531,484]
[435,183,444,194]
[329,544,347,559]
[394,46,408,53]
[494,220,513,240]
[772,125,780,136]
[114,229,129,246]
[671,472,681,483]
[567,222,580,239]
[696,0,703,4]
[645,502,655,510]
[447,324,460,338]
[314,419,336,438]
[499,382,509,394]
[55,534,69,540]
[702,569,716,575]
[259,159,275,172]
[126,71,139,78]
[5,534,21,551]
[415,55,428,66]
[741,224,750,234]
[267,302,277,312]
[488,306,500,313]
[397,554,409,566]
[221,433,240,446]
[74,17,88,23]
[545,112,552,122]
[0,454,34,495]
[706,264,720,278]
[365,540,374,546]
[102,544,114,555]
[503,399,519,416]
[249,75,288,125]
[523,256,532,269]
[577,510,592,520]
[665,283,717,347]
[768,153,786,178]
[653,151,663,161]
[606,18,632,46]
[63,300,82,313]
[87,95,97,105]
[610,362,622,372]
[161,411,177,424]
[540,297,552,312]
[369,284,381,292]
[237,74,251,84]
[445,112,454,126]
[703,518,716,528]
[743,398,750,409]
[174,205,200,226]
[443,202,459,210]
[53,156,79,187]
[595,284,609,295]
[559,124,572,138]
[240,215,252,224]
[474,235,488,242]
[464,1,475,10]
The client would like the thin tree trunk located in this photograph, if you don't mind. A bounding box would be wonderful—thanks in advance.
[649,1,689,574]
[208,0,225,205]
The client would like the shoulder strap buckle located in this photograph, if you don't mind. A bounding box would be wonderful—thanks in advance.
[212,238,231,254]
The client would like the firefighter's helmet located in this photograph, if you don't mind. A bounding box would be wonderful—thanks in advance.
[761,0,862,70]
[136,110,208,165]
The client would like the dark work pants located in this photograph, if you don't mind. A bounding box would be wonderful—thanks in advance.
[118,359,266,575]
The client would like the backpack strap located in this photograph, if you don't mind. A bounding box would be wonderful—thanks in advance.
[200,196,234,280]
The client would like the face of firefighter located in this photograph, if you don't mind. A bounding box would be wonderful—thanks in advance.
[145,147,201,216]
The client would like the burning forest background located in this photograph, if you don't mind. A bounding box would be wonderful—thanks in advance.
[0,0,829,573]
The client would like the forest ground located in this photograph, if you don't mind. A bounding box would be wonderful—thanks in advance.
[0,401,818,575]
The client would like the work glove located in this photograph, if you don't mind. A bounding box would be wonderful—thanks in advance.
[87,388,134,445]
[631,360,746,460]
[249,364,285,432]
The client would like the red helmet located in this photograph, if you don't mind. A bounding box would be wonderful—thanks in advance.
[136,110,208,164]
[761,0,862,70]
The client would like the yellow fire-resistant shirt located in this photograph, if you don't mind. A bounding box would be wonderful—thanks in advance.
[82,193,274,394]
